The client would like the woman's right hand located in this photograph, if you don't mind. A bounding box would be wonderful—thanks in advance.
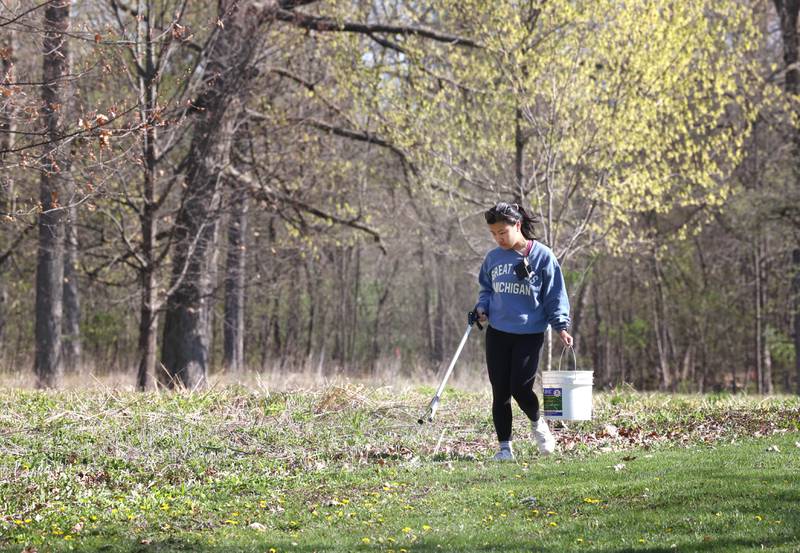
[476,307,488,324]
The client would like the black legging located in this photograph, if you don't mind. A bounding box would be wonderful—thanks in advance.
[485,326,545,442]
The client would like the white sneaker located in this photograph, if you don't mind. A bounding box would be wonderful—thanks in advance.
[493,448,515,461]
[532,418,556,456]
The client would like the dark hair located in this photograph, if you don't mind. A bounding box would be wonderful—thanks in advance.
[484,201,537,240]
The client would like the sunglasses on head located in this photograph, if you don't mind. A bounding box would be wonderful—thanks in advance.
[484,202,521,224]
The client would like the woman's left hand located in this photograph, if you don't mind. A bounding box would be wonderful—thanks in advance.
[558,329,574,348]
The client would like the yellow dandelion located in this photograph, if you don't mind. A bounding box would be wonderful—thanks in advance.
[269,548,277,553]
[361,537,370,544]
[13,520,24,525]
[422,524,432,531]
[64,535,74,541]
[342,499,350,505]
[583,498,601,504]
[24,518,32,523]
[224,519,238,525]
[547,511,557,516]
[577,538,584,544]
[639,539,646,543]
[755,515,763,521]
[402,526,412,533]
[549,522,558,527]
[259,500,267,508]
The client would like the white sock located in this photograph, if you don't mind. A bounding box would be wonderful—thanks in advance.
[499,440,512,452]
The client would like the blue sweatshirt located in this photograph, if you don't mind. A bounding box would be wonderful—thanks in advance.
[475,241,571,334]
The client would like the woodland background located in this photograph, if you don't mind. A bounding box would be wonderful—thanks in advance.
[1,0,799,393]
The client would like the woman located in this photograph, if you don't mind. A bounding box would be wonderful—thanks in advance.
[475,201,573,461]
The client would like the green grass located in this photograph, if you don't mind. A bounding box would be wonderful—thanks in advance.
[1,386,799,552]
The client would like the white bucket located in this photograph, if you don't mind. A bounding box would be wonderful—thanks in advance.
[542,348,593,420]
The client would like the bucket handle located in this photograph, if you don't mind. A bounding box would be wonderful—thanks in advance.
[557,346,578,371]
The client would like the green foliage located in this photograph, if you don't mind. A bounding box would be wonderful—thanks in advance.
[320,0,761,252]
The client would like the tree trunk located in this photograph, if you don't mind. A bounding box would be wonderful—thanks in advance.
[773,0,800,395]
[34,0,71,388]
[62,202,81,371]
[754,240,763,393]
[206,218,222,369]
[136,168,159,389]
[223,188,249,371]
[651,251,672,390]
[419,241,435,361]
[1,29,15,216]
[570,271,589,352]
[160,1,261,389]
[135,0,160,390]
[795,249,800,395]
[757,236,774,394]
[348,244,362,368]
[303,256,315,362]
[0,30,15,356]
[432,253,445,364]
[515,107,525,196]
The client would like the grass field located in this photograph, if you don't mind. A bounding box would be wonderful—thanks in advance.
[1,384,799,552]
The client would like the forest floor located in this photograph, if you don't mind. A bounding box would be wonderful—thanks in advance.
[0,385,799,552]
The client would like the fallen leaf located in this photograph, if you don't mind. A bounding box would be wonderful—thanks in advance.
[622,455,637,462]
[766,445,780,453]
[71,521,84,533]
[613,463,626,471]
[604,424,619,437]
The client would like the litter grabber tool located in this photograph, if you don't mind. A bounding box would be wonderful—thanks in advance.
[417,310,483,424]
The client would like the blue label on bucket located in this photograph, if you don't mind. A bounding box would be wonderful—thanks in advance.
[543,387,563,416]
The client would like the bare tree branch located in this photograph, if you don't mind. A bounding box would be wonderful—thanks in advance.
[226,165,386,253]
[274,9,481,48]
[0,222,35,267]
